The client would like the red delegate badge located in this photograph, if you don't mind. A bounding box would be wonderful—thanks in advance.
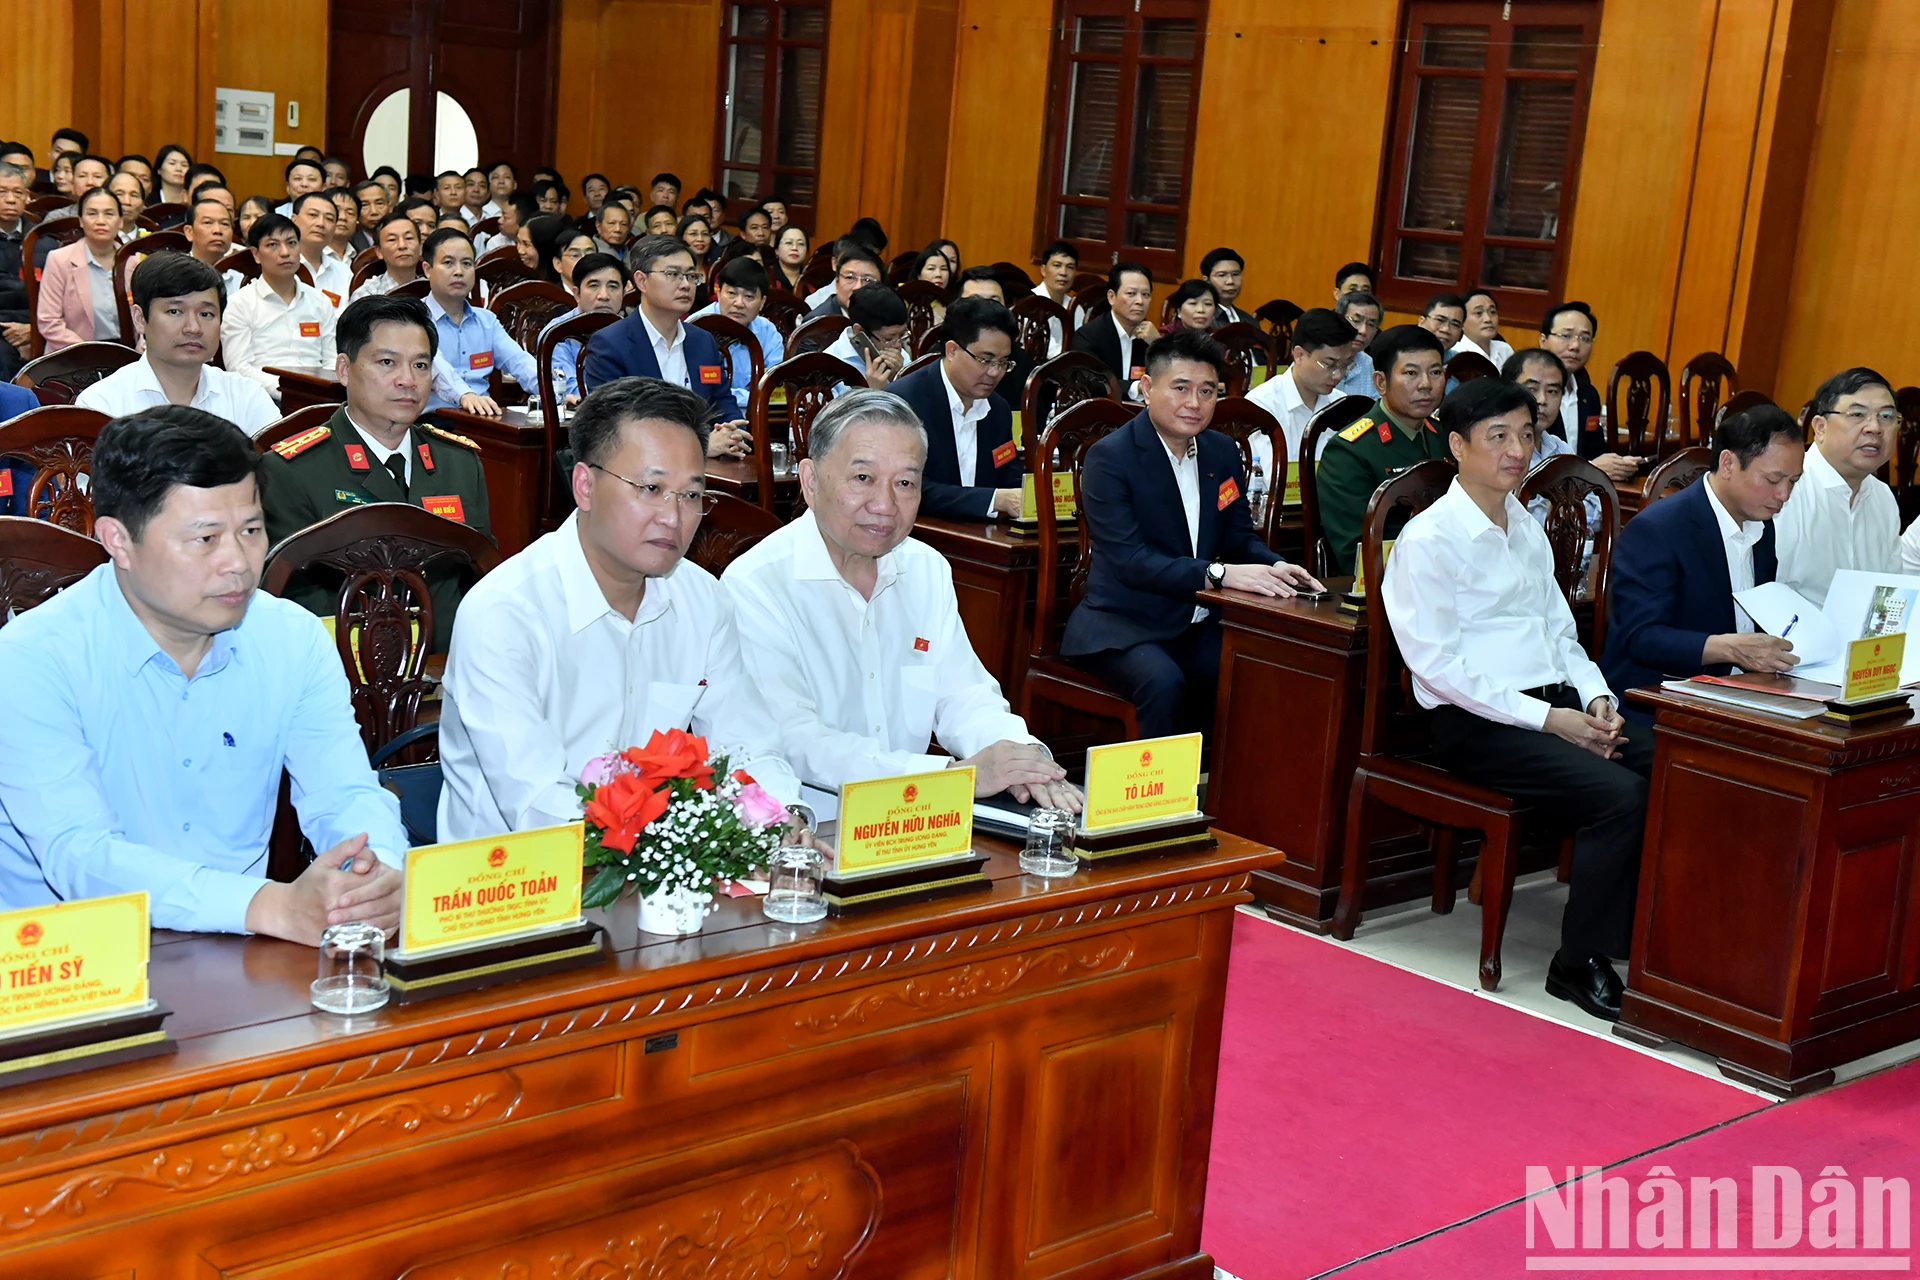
[0,470,11,498]
[913,637,930,653]
[992,440,1017,468]
[699,365,723,385]
[1217,477,1240,510]
[299,321,321,338]
[417,442,435,472]
[469,351,493,371]
[343,444,370,472]
[424,495,466,522]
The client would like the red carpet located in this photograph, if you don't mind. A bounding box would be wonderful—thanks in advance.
[1202,912,1767,1279]
[1338,1056,1920,1278]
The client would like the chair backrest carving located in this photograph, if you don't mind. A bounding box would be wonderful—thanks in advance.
[759,291,807,341]
[535,311,621,532]
[1254,299,1304,366]
[113,232,192,344]
[1444,350,1499,386]
[1297,394,1377,578]
[686,492,784,577]
[1211,321,1273,398]
[14,342,139,405]
[1518,454,1619,656]
[0,516,106,625]
[1021,351,1122,435]
[787,314,851,358]
[0,405,108,532]
[1033,399,1136,658]
[486,280,573,354]
[1603,351,1673,457]
[689,313,765,399]
[1008,294,1068,364]
[216,248,261,288]
[1642,445,1713,507]
[747,352,865,512]
[475,245,539,295]
[1207,397,1281,548]
[1677,352,1737,449]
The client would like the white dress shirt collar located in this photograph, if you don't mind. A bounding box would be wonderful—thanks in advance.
[555,512,675,634]
[1805,439,1864,508]
[1558,376,1580,439]
[641,307,685,354]
[1703,475,1763,548]
[1703,475,1761,632]
[791,508,902,596]
[1111,311,1137,363]
[128,354,210,406]
[939,360,990,426]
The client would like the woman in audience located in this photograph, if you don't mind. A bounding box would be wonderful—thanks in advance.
[762,199,789,235]
[515,218,540,271]
[153,144,193,205]
[912,243,952,291]
[931,237,960,279]
[37,188,124,350]
[237,195,273,241]
[772,224,809,292]
[529,214,594,286]
[106,171,147,242]
[1161,279,1219,334]
[677,213,716,265]
[592,202,632,262]
[643,205,677,236]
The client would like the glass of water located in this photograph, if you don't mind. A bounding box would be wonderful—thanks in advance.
[1020,808,1079,878]
[311,922,390,1015]
[770,441,791,476]
[763,843,828,923]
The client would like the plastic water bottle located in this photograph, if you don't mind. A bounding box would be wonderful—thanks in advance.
[1248,461,1267,522]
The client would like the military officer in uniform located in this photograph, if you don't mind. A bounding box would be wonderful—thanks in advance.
[260,294,492,652]
[1314,324,1449,576]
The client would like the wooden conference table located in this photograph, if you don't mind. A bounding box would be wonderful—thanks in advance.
[0,834,1277,1276]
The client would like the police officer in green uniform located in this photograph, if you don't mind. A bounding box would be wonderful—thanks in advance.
[1314,324,1449,576]
[260,294,492,652]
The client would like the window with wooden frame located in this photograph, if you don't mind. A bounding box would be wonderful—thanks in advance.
[1037,0,1207,280]
[714,0,828,226]
[1373,1,1599,321]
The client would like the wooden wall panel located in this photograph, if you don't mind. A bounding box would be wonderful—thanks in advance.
[1774,0,1920,408]
[218,0,328,199]
[0,1,76,174]
[941,0,1052,273]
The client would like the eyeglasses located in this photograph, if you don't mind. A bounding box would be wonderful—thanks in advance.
[645,268,702,285]
[1546,329,1593,346]
[1827,407,1900,429]
[589,464,719,513]
[838,270,880,286]
[960,347,1014,374]
[1307,353,1354,376]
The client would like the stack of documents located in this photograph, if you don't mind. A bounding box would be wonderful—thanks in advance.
[1733,570,1920,686]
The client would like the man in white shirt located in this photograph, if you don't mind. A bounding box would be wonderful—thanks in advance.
[179,193,242,297]
[1449,287,1514,368]
[1775,367,1901,606]
[290,192,351,307]
[219,213,338,401]
[348,211,422,303]
[725,389,1080,811]
[482,161,517,219]
[1035,239,1079,357]
[437,378,804,841]
[77,253,278,432]
[274,158,324,217]
[1382,377,1651,1022]
[1245,307,1355,489]
[461,168,489,226]
[823,284,909,391]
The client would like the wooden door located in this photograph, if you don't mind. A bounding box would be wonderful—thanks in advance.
[327,0,555,181]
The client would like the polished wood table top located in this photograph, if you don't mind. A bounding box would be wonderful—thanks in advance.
[1198,577,1361,636]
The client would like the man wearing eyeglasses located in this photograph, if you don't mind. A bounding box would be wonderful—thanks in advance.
[1775,367,1901,606]
[805,242,886,320]
[1246,307,1357,491]
[1539,301,1627,478]
[437,377,805,842]
[886,296,1025,520]
[581,233,752,458]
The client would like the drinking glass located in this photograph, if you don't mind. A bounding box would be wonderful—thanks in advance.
[1020,807,1079,878]
[763,843,828,923]
[311,922,390,1015]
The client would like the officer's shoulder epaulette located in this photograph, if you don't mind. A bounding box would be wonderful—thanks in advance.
[1337,418,1376,443]
[422,423,481,451]
[269,425,331,459]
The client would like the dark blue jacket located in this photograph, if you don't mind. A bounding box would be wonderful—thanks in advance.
[1,381,39,516]
[1060,411,1279,656]
[579,311,742,421]
[1601,476,1777,710]
[889,361,1021,522]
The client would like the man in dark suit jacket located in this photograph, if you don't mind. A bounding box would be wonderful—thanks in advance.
[1601,403,1804,713]
[1538,300,1630,478]
[1062,328,1323,738]
[1071,261,1159,402]
[888,295,1023,522]
[581,233,750,455]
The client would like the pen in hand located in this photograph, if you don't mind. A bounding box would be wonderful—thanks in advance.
[1782,614,1798,640]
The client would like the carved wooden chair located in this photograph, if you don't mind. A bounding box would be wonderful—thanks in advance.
[1009,294,1068,364]
[145,202,189,228]
[1445,350,1500,386]
[475,245,539,296]
[1714,388,1772,430]
[1021,351,1121,435]
[535,311,620,532]
[112,231,192,344]
[21,217,81,359]
[0,405,107,533]
[689,313,765,396]
[912,321,952,360]
[470,216,501,240]
[759,291,808,342]
[898,351,941,382]
[1642,446,1713,507]
[986,261,1036,297]
[390,277,431,301]
[686,492,784,577]
[1677,352,1737,449]
[804,244,836,277]
[747,352,865,513]
[252,403,341,454]
[0,516,107,625]
[216,248,261,288]
[886,250,918,286]
[1070,279,1109,326]
[1254,299,1304,367]
[13,343,139,405]
[1207,396,1282,549]
[26,194,70,219]
[486,280,573,353]
[352,245,381,274]
[1019,398,1142,743]
[787,314,852,358]
[1603,351,1673,459]
[1211,321,1273,398]
[1296,394,1377,578]
[1518,455,1619,657]
[1332,459,1527,990]
[261,503,503,756]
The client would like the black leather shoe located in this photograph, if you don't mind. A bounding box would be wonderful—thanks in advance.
[1546,952,1624,1021]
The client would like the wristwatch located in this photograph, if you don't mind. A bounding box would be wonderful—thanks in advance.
[1207,562,1226,589]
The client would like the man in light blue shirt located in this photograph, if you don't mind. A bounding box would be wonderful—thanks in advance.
[690,255,785,414]
[0,406,407,941]
[1334,289,1383,399]
[420,225,540,414]
[535,249,627,410]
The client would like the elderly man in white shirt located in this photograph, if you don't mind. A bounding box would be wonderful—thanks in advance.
[437,377,805,842]
[1448,288,1514,369]
[724,389,1081,814]
[1776,367,1901,606]
[1245,307,1355,493]
[1382,377,1651,1024]
[220,213,338,401]
[76,251,278,432]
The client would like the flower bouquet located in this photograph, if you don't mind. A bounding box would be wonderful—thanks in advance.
[578,728,790,935]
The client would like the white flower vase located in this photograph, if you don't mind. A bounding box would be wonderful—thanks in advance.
[638,882,714,936]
